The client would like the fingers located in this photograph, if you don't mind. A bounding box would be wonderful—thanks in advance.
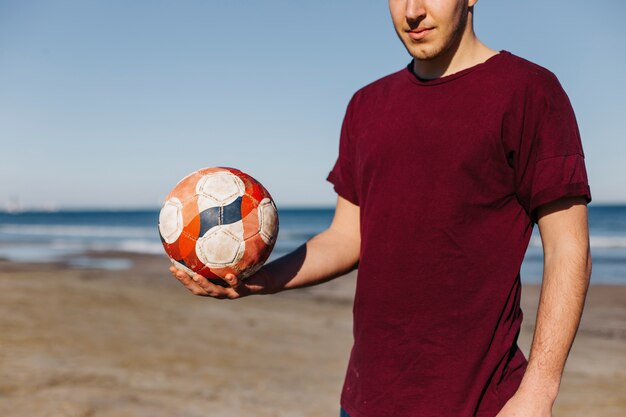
[222,273,241,288]
[190,273,239,299]
[169,265,209,295]
[169,266,241,299]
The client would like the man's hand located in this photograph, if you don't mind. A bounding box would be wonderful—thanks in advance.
[169,266,272,299]
[495,389,553,417]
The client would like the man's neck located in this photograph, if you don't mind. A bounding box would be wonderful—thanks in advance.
[412,36,498,80]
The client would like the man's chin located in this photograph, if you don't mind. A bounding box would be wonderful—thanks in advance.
[402,41,440,61]
[409,49,440,61]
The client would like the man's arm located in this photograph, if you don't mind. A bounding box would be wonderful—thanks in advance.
[497,196,592,417]
[169,195,360,299]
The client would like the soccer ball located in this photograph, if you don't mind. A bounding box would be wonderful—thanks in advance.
[158,167,279,284]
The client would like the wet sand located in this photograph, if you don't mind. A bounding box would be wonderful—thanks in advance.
[0,254,624,416]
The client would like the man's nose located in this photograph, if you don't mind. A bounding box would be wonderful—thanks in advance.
[405,0,426,22]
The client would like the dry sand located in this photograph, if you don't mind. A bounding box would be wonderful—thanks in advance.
[0,254,624,417]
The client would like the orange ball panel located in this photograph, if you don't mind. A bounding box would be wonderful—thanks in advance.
[162,241,181,261]
[240,194,257,218]
[182,247,203,271]
[178,199,201,257]
[197,264,222,280]
[240,233,274,268]
[166,172,200,202]
[246,178,266,202]
[241,207,261,240]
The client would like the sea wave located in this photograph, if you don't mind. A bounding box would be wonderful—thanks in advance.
[0,224,156,239]
[0,239,165,262]
[89,240,165,255]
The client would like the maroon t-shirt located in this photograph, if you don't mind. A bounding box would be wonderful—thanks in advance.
[327,51,591,417]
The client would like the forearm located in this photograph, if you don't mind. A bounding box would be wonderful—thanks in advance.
[519,241,592,403]
[260,227,360,294]
[169,196,361,299]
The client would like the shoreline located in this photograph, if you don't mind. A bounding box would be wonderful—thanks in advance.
[1,253,624,416]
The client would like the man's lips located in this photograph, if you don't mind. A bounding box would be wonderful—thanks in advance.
[406,27,433,40]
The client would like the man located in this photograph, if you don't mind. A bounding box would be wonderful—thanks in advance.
[170,0,592,416]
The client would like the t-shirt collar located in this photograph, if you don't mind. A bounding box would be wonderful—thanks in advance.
[405,50,509,86]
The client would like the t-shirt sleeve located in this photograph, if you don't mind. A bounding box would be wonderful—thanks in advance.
[512,70,592,223]
[327,96,360,205]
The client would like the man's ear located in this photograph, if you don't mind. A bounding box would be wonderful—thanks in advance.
[468,0,479,8]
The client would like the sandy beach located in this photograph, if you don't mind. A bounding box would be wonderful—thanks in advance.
[1,253,624,417]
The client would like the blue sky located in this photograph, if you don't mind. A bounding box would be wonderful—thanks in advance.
[1,0,624,209]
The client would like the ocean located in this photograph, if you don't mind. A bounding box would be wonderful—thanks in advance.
[1,205,625,284]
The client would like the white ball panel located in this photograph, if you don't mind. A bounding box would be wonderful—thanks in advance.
[196,221,245,267]
[196,172,245,209]
[171,260,195,276]
[258,198,278,245]
[159,198,183,244]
